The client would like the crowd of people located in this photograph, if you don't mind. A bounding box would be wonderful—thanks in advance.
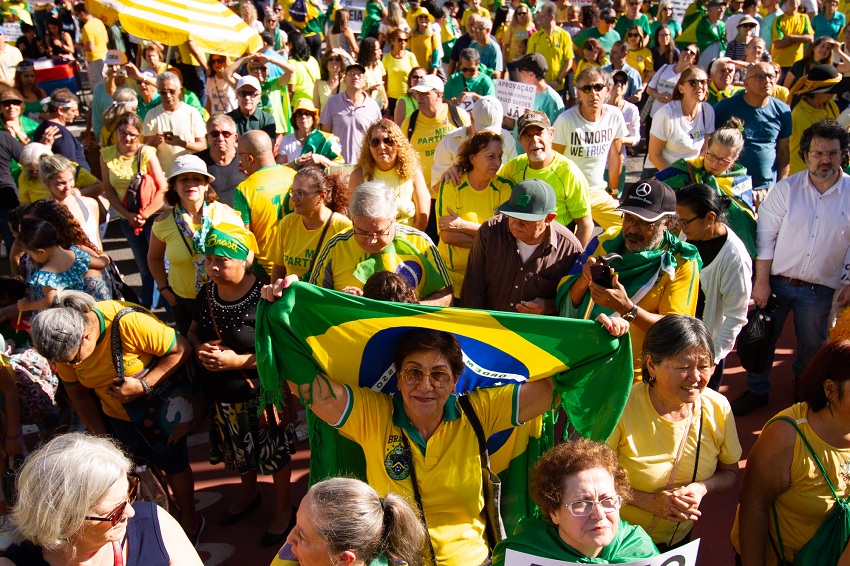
[0,0,847,563]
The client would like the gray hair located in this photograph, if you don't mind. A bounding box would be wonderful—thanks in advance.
[308,478,426,566]
[576,66,613,89]
[709,116,745,155]
[459,47,480,63]
[10,433,132,552]
[540,2,557,18]
[37,153,75,185]
[19,142,52,168]
[31,289,96,363]
[641,315,715,384]
[156,71,181,89]
[102,87,138,127]
[207,113,238,133]
[349,181,397,220]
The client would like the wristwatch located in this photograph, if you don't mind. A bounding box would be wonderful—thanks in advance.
[621,303,639,322]
[138,376,152,395]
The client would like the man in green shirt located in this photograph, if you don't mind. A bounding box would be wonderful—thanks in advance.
[614,1,652,42]
[574,8,621,52]
[444,48,496,107]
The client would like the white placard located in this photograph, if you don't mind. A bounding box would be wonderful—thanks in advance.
[2,23,22,42]
[459,93,475,113]
[505,539,700,566]
[669,0,690,25]
[494,79,536,120]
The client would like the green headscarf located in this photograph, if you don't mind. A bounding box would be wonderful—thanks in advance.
[204,223,259,261]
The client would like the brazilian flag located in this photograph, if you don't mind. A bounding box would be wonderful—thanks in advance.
[256,283,634,534]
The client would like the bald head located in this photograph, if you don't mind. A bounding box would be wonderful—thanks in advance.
[238,130,276,174]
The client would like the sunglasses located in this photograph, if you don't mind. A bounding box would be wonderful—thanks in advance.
[0,99,22,106]
[460,66,477,73]
[84,476,139,527]
[627,33,640,37]
[238,90,261,98]
[328,56,342,62]
[686,78,709,87]
[158,88,179,95]
[209,130,235,138]
[369,136,396,148]
[579,83,606,93]
[613,78,628,85]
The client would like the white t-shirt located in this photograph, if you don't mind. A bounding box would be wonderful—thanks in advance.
[619,100,641,158]
[516,239,539,263]
[276,133,304,163]
[649,100,715,167]
[430,126,518,190]
[552,104,628,191]
[647,63,682,117]
[206,74,239,115]
[142,103,206,176]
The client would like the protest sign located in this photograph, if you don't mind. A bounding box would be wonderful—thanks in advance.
[494,79,536,119]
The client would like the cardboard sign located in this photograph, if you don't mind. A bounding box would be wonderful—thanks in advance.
[494,79,536,119]
[505,539,700,566]
[2,23,22,42]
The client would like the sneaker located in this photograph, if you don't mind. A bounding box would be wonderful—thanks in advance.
[186,513,205,548]
[731,390,769,416]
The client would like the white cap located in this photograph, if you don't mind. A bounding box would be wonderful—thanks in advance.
[168,155,215,182]
[105,49,128,66]
[409,74,445,94]
[236,75,262,92]
[471,96,503,134]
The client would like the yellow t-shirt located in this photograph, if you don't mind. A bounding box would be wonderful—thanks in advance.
[789,98,839,175]
[773,84,791,104]
[233,164,297,276]
[503,21,534,62]
[731,403,850,565]
[372,168,417,226]
[335,384,520,566]
[437,174,513,293]
[497,153,591,228]
[402,104,470,192]
[772,12,813,68]
[309,223,452,297]
[608,382,742,546]
[81,18,108,61]
[271,211,352,279]
[56,301,177,421]
[151,202,244,299]
[626,47,654,81]
[527,27,575,90]
[410,30,439,69]
[101,144,157,200]
[18,163,99,204]
[460,6,491,30]
[382,51,420,99]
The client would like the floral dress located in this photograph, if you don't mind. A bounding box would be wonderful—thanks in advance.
[193,279,296,474]
[28,245,111,302]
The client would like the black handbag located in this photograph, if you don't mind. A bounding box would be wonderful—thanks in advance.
[736,300,776,373]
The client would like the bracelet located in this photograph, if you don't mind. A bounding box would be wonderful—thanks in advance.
[158,285,171,293]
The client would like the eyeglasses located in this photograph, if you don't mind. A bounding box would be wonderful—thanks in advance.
[686,78,709,87]
[747,72,776,82]
[209,130,235,139]
[84,476,140,527]
[238,90,261,98]
[677,214,705,228]
[410,74,427,81]
[460,66,477,73]
[621,213,662,230]
[741,23,757,28]
[118,129,139,139]
[291,189,319,199]
[399,367,454,390]
[563,495,623,517]
[369,136,396,148]
[809,150,842,159]
[352,224,394,239]
[579,83,606,93]
[705,150,735,166]
[0,99,22,106]
[158,88,179,95]
[210,58,226,64]
[68,339,85,365]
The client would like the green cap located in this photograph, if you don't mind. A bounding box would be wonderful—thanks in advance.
[497,179,557,221]
[204,223,258,261]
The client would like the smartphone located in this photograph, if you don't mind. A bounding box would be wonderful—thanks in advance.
[589,263,613,288]
[163,131,174,140]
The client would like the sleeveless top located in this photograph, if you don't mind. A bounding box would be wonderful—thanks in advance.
[72,194,101,248]
[371,168,416,226]
[4,502,170,566]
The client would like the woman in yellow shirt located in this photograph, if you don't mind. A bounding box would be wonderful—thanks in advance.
[437,131,512,295]
[625,25,655,83]
[382,27,420,115]
[270,166,352,282]
[409,7,440,71]
[576,38,609,77]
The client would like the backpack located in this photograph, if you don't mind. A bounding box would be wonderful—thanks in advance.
[406,104,463,140]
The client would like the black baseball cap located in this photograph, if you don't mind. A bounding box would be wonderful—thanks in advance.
[617,179,676,222]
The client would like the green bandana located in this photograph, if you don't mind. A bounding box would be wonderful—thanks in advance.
[204,223,258,261]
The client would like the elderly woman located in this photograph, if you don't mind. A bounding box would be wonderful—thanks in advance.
[17,144,97,206]
[437,130,512,294]
[273,477,427,566]
[187,223,297,548]
[655,117,757,255]
[28,292,203,541]
[141,41,168,75]
[349,120,429,231]
[645,66,715,176]
[101,113,168,308]
[608,315,741,552]
[33,88,90,173]
[149,155,243,335]
[39,154,104,248]
[275,98,344,170]
[272,323,628,565]
[492,439,658,564]
[675,185,752,390]
[270,166,351,282]
[733,339,850,565]
[100,87,139,147]
[0,433,202,566]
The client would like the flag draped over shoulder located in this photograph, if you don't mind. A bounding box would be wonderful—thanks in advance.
[256,282,634,533]
[676,13,725,51]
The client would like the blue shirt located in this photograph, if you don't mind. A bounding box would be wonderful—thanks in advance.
[713,92,792,190]
[602,63,643,99]
[812,11,846,39]
[470,39,504,74]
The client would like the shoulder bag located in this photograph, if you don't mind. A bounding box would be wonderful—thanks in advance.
[123,146,157,233]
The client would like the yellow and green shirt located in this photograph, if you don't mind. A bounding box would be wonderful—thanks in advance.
[772,12,813,67]
[527,27,575,90]
[271,211,352,279]
[402,104,470,193]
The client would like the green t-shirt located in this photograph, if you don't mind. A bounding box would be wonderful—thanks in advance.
[614,14,652,40]
[443,69,496,101]
[574,26,622,52]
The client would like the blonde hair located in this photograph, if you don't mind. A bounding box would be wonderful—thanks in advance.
[356,120,420,182]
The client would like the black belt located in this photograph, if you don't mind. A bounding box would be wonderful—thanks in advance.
[776,275,816,288]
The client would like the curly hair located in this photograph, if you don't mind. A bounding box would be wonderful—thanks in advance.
[292,165,350,214]
[357,37,381,68]
[457,130,503,173]
[356,119,420,182]
[530,438,631,524]
[11,199,100,253]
